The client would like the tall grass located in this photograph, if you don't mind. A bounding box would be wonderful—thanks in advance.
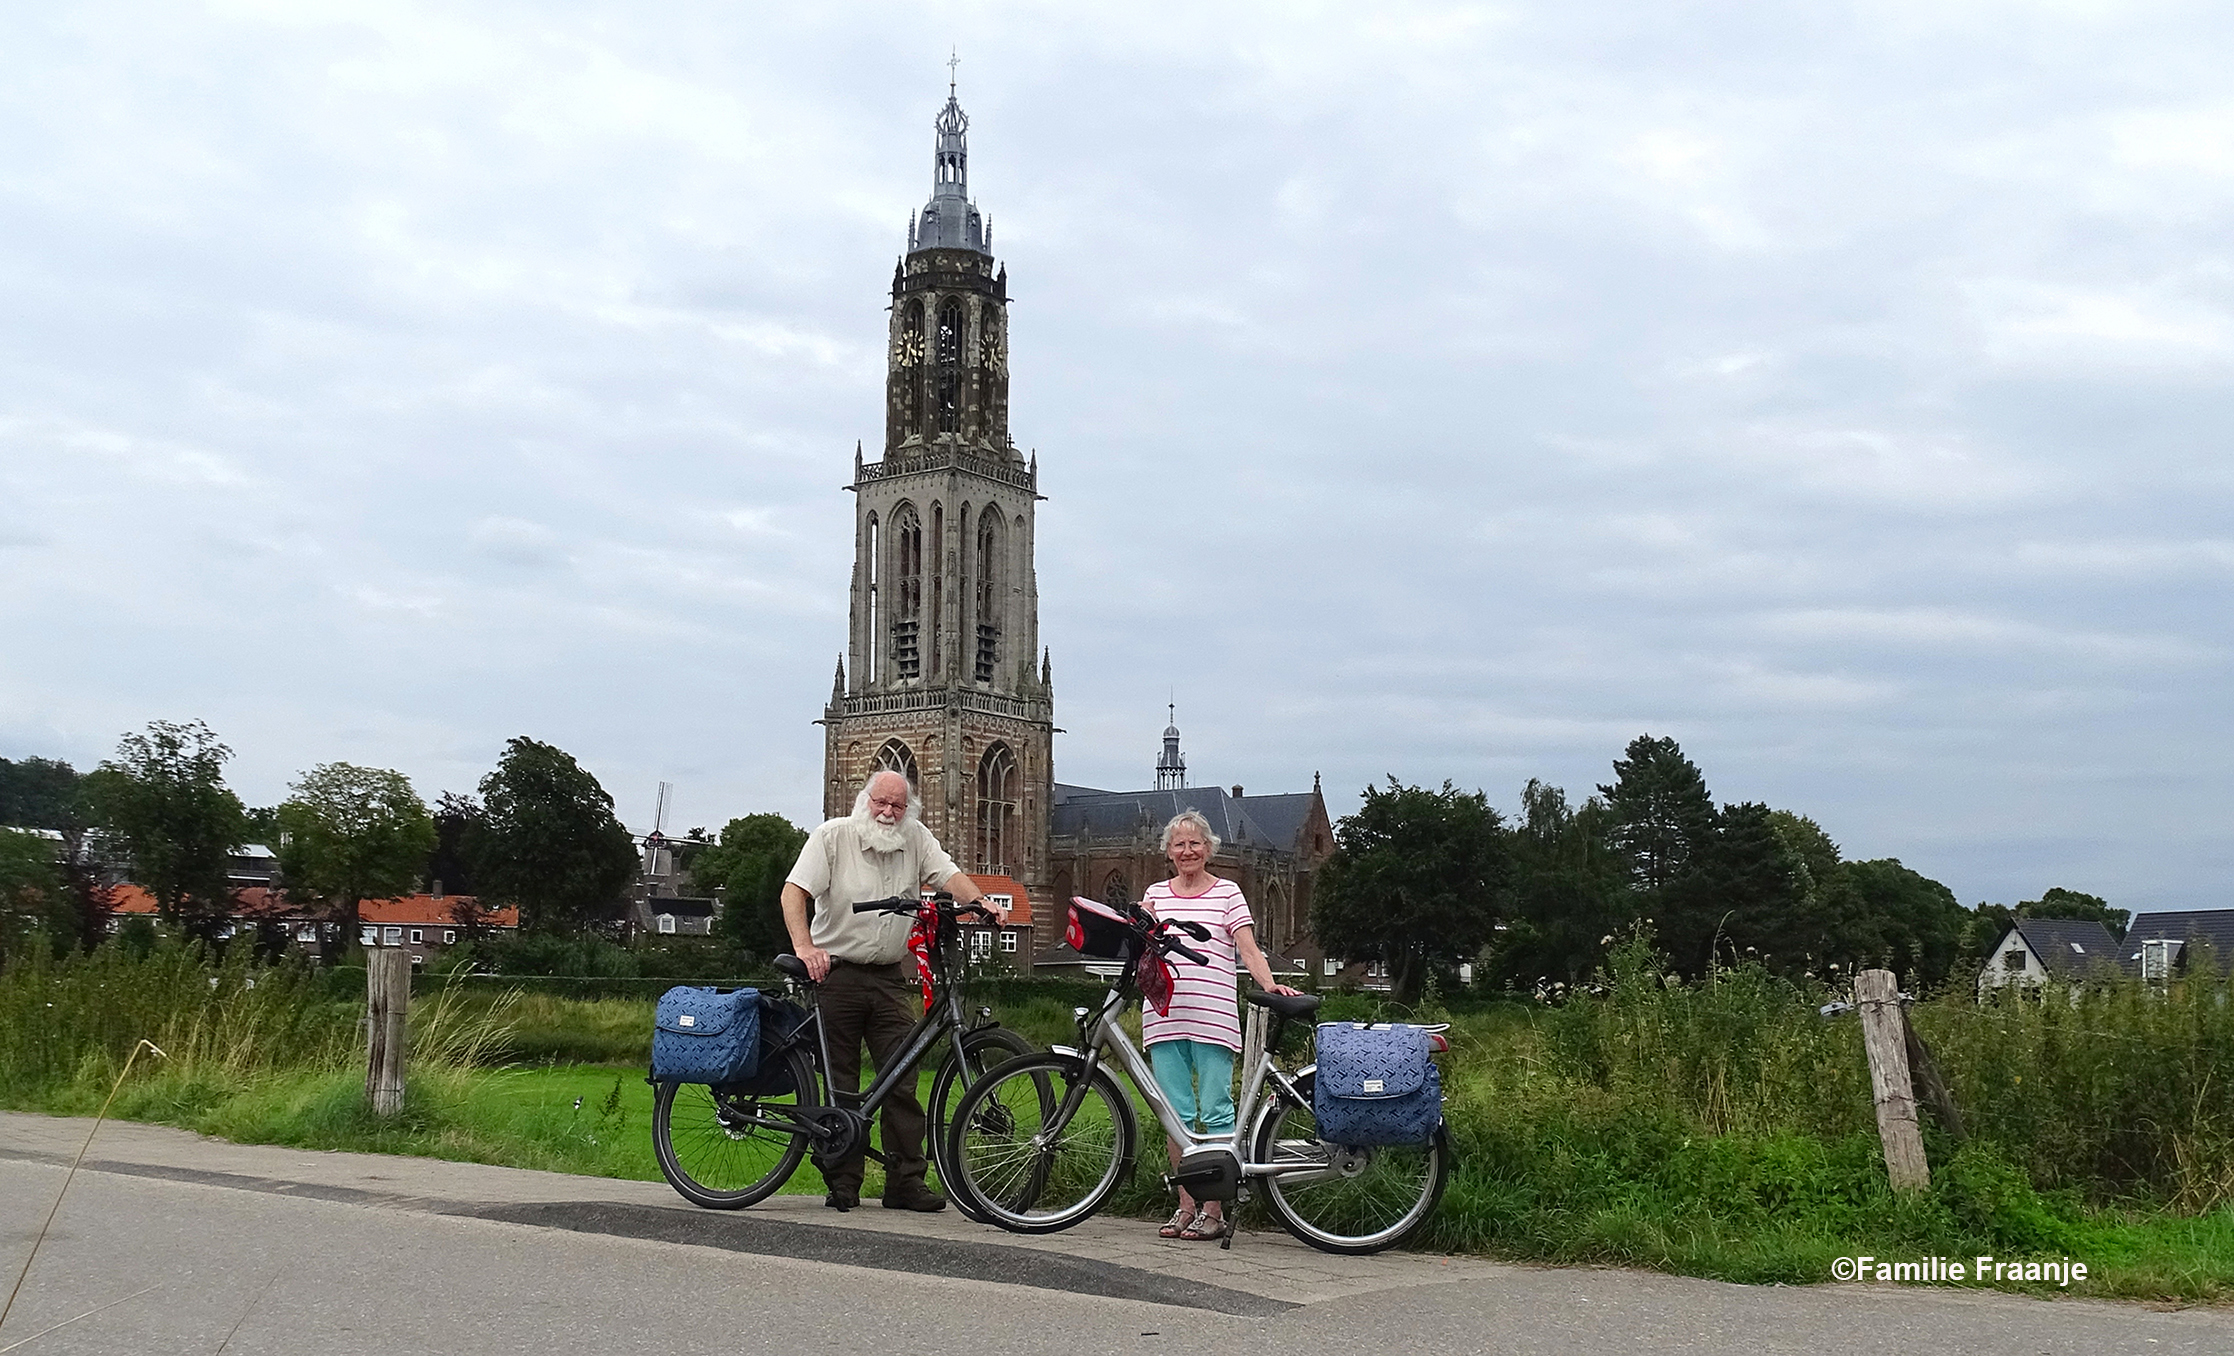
[10,938,2234,1298]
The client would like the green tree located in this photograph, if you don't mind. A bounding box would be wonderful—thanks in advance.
[1312,778,1511,1004]
[2019,886,2128,940]
[1491,779,1631,987]
[1668,800,1812,976]
[0,826,66,962]
[1827,858,1969,986]
[689,813,809,960]
[80,720,246,944]
[1598,735,1716,893]
[474,737,637,935]
[1767,810,1841,900]
[0,755,114,953]
[277,762,438,965]
[0,756,82,829]
[427,791,485,898]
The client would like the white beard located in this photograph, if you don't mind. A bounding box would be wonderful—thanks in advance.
[851,801,913,853]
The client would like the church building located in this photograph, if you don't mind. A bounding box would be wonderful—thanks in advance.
[818,86,1328,971]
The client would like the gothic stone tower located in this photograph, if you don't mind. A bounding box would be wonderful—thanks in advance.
[821,84,1053,901]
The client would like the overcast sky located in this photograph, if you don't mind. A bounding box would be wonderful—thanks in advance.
[2,2,2228,912]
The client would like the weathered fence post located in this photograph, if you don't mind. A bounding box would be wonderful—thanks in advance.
[1855,968,1928,1191]
[366,947,410,1117]
[1902,1013,1965,1142]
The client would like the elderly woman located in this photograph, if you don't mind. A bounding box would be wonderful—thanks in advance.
[1143,808,1300,1242]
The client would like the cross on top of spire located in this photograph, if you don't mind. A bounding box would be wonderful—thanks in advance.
[948,48,960,94]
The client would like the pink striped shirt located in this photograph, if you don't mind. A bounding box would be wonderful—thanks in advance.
[1140,877,1254,1053]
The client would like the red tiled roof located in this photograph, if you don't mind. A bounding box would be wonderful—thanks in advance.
[963,874,1032,925]
[107,884,516,929]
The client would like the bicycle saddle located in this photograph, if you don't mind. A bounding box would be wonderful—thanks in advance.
[1247,990,1322,1020]
[773,954,813,982]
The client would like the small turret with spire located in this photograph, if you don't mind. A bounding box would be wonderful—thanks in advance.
[1156,705,1187,791]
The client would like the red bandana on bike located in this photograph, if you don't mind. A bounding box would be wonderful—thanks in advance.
[904,911,937,1012]
[1137,949,1175,1016]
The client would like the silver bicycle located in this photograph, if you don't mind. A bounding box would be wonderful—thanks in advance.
[941,902,1452,1255]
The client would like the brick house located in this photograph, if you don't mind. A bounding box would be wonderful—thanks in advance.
[107,884,517,969]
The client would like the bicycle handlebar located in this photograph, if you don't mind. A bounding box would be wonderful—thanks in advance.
[1163,937,1211,967]
[849,893,998,924]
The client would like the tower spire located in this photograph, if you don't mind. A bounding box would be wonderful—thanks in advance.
[913,71,987,253]
[1156,707,1187,791]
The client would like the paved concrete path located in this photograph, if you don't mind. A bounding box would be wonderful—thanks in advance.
[0,1110,1495,1313]
[3,1110,2231,1355]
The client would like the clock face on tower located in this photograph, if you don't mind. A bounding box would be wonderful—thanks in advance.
[894,331,924,367]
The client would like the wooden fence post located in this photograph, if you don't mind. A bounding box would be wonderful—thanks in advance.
[1855,968,1928,1192]
[1902,1013,1965,1142]
[366,948,410,1117]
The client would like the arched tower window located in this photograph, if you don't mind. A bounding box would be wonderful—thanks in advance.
[974,511,1002,684]
[891,502,922,680]
[864,511,880,684]
[1102,870,1130,908]
[873,739,919,788]
[976,742,1016,873]
[936,299,963,434]
[929,502,943,680]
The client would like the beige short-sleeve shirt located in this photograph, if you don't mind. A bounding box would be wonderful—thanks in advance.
[784,816,964,964]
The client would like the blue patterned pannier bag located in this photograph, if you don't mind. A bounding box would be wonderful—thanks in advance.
[651,986,762,1086]
[1312,1022,1443,1147]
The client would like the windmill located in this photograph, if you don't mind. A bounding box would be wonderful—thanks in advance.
[641,781,676,888]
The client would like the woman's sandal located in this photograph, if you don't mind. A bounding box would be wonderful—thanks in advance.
[1179,1211,1230,1242]
[1158,1208,1195,1239]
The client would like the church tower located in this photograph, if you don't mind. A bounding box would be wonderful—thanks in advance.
[822,80,1053,902]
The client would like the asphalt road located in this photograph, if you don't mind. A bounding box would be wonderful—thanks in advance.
[2,1143,2230,1354]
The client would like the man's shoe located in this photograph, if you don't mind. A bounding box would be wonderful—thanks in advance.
[824,1192,857,1212]
[882,1185,947,1213]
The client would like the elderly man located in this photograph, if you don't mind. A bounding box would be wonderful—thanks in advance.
[780,768,1000,1212]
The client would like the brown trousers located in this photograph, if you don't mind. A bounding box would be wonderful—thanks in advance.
[818,959,928,1198]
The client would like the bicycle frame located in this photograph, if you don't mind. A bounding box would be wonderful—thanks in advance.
[1061,980,1333,1187]
[742,909,997,1150]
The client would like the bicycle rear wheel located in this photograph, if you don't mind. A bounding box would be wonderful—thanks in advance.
[652,1046,819,1209]
[944,1052,1135,1234]
[927,1025,1037,1223]
[1249,1071,1450,1254]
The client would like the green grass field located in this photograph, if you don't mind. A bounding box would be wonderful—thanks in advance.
[8,941,2234,1301]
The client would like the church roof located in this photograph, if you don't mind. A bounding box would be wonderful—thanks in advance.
[1050,783,1302,856]
[1231,792,1320,852]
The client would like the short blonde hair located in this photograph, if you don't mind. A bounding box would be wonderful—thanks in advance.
[1161,809,1221,856]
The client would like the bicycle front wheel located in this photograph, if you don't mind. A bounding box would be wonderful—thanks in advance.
[928,1025,1037,1223]
[1249,1071,1450,1254]
[944,1053,1136,1234]
[652,1046,819,1209]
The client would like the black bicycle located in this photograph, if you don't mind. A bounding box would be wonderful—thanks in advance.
[650,893,1034,1218]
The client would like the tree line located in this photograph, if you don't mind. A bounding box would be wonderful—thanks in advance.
[1311,734,2113,1004]
[2,719,819,972]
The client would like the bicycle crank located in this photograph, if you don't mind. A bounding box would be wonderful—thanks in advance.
[803,1106,866,1162]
